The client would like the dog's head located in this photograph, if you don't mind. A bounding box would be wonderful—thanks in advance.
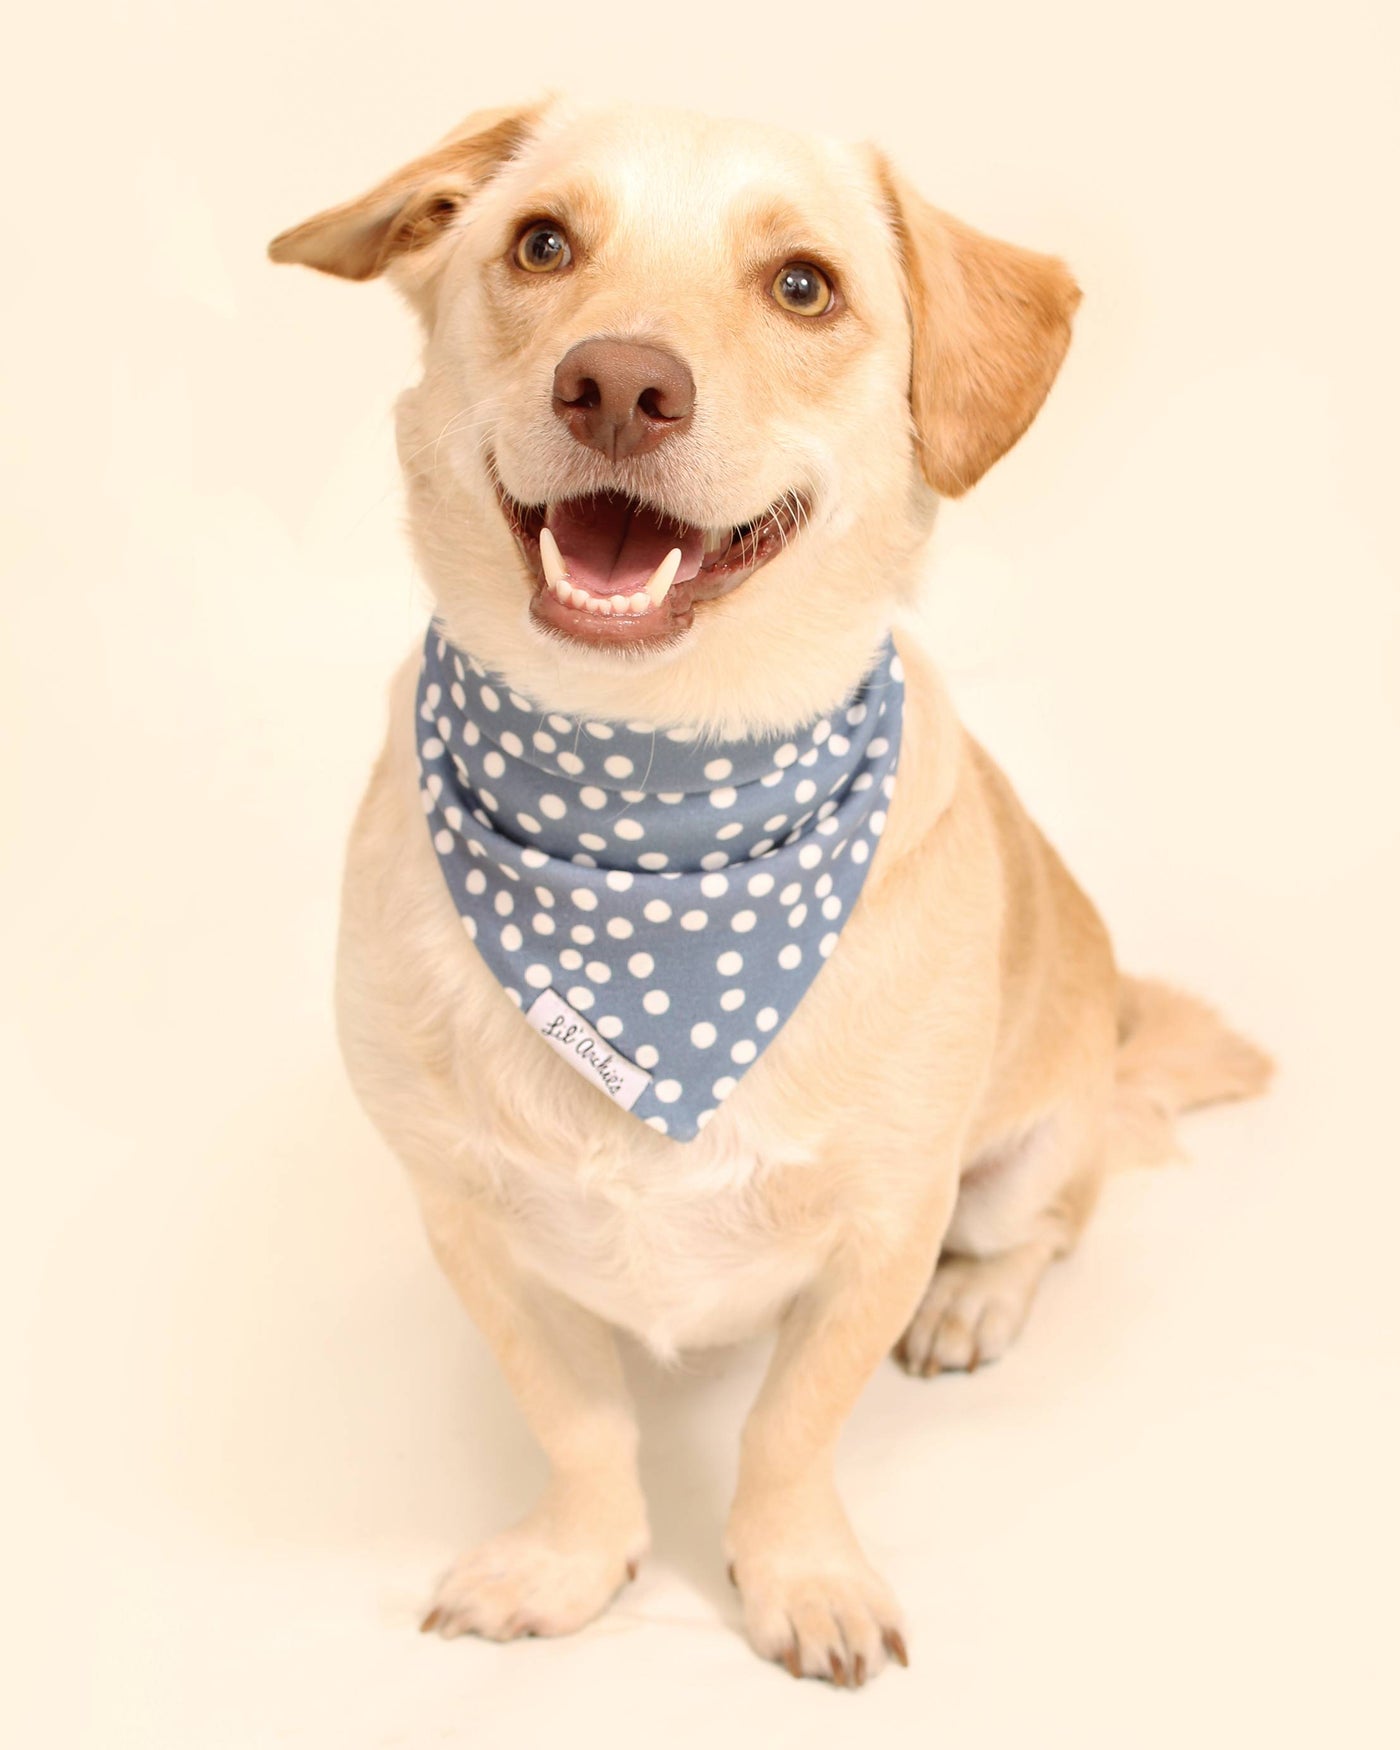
[270,98,1079,733]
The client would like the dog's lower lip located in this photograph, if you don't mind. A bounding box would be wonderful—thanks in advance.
[492,475,807,648]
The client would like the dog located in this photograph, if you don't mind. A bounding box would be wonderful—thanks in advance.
[268,95,1270,1688]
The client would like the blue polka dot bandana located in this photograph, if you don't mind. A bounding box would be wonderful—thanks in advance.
[415,626,904,1140]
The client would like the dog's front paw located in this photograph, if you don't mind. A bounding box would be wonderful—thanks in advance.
[726,1510,907,1687]
[420,1496,648,1642]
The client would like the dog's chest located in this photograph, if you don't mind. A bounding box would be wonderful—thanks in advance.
[488,1125,831,1357]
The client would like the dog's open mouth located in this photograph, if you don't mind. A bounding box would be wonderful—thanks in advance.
[495,481,809,648]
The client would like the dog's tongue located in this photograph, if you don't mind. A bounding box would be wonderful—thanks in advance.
[546,493,706,596]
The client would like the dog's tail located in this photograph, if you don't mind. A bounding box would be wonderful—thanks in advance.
[1106,975,1273,1171]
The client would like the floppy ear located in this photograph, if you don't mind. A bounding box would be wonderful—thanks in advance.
[267,101,546,289]
[873,153,1082,497]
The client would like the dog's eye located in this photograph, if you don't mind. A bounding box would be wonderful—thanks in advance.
[771,261,833,316]
[514,222,572,274]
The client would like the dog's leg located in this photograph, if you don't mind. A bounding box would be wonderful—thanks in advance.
[414,1182,648,1642]
[896,1110,1106,1376]
[724,1174,958,1686]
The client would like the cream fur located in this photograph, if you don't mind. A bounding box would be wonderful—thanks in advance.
[271,96,1271,1687]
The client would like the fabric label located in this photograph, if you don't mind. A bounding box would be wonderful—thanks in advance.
[525,988,652,1110]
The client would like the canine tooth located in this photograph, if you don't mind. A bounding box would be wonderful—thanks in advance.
[629,591,651,614]
[646,547,682,604]
[569,587,589,609]
[539,525,569,588]
[610,593,630,615]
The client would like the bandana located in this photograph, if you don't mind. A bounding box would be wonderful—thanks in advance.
[415,626,904,1139]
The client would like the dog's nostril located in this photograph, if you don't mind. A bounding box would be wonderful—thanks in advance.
[552,338,696,461]
[636,386,671,421]
[565,376,602,410]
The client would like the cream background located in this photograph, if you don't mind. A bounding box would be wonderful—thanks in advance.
[3,1,1397,1744]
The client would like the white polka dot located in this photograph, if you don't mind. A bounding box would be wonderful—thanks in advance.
[516,812,541,834]
[504,987,522,1007]
[799,748,819,767]
[700,851,729,871]
[478,790,497,812]
[494,891,514,917]
[681,909,708,930]
[628,952,655,978]
[658,791,684,804]
[580,786,607,809]
[890,653,905,681]
[548,713,572,733]
[749,839,773,857]
[615,818,645,840]
[644,900,672,924]
[731,1038,757,1065]
[579,832,608,852]
[846,702,867,725]
[788,904,808,927]
[560,948,583,971]
[696,1109,716,1130]
[664,725,697,742]
[572,888,598,910]
[700,873,730,898]
[501,924,523,952]
[636,1044,660,1069]
[812,718,831,744]
[539,793,567,819]
[645,1115,668,1134]
[421,737,444,759]
[558,751,584,775]
[597,1015,624,1039]
[815,873,834,898]
[778,943,802,970]
[533,730,556,754]
[655,1079,682,1103]
[605,870,634,892]
[434,828,453,853]
[852,840,870,864]
[716,950,743,976]
[479,686,499,711]
[774,743,798,768]
[756,1006,779,1031]
[794,778,817,804]
[762,815,788,834]
[703,757,733,781]
[525,964,552,988]
[465,868,487,896]
[567,986,594,1010]
[869,737,890,758]
[820,932,838,957]
[852,772,873,792]
[798,843,823,870]
[691,1022,717,1048]
[709,786,737,809]
[747,872,776,898]
[720,988,746,1011]
[870,810,887,836]
[779,882,802,905]
[604,754,634,779]
[643,989,670,1015]
[500,731,523,757]
[534,885,554,907]
[712,1075,737,1099]
[463,721,481,746]
[570,925,595,944]
[585,721,614,740]
[521,847,548,870]
[828,733,850,756]
[531,912,554,935]
[731,910,757,933]
[462,916,477,941]
[585,960,611,983]
[496,862,521,882]
[606,917,634,940]
[638,852,669,870]
[822,896,842,920]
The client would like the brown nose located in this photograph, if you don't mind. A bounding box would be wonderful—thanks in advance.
[552,338,695,462]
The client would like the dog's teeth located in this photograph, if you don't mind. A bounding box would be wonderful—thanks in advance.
[551,578,572,604]
[629,590,651,614]
[539,526,569,589]
[595,596,613,616]
[645,547,682,605]
[610,593,630,615]
[569,587,590,609]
